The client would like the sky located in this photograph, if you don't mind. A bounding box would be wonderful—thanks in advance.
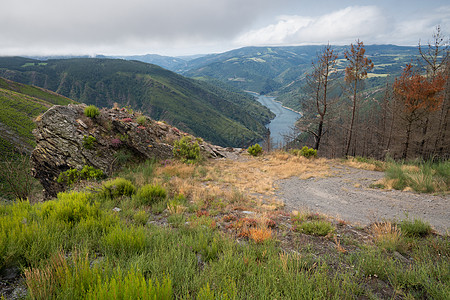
[1,0,449,57]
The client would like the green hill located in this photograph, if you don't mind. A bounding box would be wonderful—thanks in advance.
[0,57,273,147]
[180,45,419,111]
[0,77,75,155]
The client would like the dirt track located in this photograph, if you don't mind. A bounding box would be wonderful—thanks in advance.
[277,164,450,234]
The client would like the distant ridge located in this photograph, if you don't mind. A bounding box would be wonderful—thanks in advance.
[0,57,274,147]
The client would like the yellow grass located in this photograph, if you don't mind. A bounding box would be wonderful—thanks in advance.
[150,151,331,214]
[207,151,330,196]
[371,222,402,249]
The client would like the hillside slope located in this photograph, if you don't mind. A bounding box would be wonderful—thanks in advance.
[0,57,274,147]
[0,77,75,155]
[180,45,419,111]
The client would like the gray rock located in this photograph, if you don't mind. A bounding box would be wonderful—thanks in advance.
[31,104,236,199]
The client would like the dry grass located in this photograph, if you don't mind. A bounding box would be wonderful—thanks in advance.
[207,151,330,196]
[343,157,385,171]
[149,151,331,214]
[371,222,402,250]
[248,227,272,244]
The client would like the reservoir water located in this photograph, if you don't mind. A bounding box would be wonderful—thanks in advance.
[252,93,301,147]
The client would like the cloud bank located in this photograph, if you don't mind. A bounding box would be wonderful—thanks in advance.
[0,0,448,56]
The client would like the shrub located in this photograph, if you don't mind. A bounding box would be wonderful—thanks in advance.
[136,115,147,126]
[300,146,317,158]
[101,177,136,199]
[135,184,167,205]
[84,105,100,118]
[399,218,432,237]
[173,136,201,164]
[247,143,263,156]
[57,165,105,186]
[82,135,97,150]
[294,220,334,236]
[290,146,318,158]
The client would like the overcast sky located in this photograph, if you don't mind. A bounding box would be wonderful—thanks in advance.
[1,0,449,57]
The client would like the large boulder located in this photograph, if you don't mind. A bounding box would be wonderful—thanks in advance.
[31,104,237,199]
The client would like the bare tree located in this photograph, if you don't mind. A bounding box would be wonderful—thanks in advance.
[418,25,450,156]
[344,40,374,156]
[297,43,339,151]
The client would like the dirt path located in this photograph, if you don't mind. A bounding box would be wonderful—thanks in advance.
[277,164,450,234]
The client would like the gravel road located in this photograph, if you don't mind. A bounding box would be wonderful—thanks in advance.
[277,165,449,234]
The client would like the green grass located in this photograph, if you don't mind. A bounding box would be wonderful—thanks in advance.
[399,218,432,237]
[385,159,449,193]
[1,160,448,299]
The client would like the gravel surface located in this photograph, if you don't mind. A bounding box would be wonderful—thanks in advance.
[277,164,450,234]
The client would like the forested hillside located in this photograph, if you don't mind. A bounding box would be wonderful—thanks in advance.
[178,45,419,111]
[0,57,274,147]
[0,77,75,155]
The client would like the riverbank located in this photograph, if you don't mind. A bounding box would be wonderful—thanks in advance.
[248,91,301,147]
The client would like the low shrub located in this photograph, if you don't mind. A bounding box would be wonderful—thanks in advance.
[290,146,318,158]
[173,136,201,164]
[135,184,167,205]
[399,217,432,237]
[82,135,97,150]
[101,177,136,199]
[247,143,263,156]
[294,220,334,236]
[84,105,100,118]
[136,115,147,126]
[300,146,317,158]
[57,165,105,186]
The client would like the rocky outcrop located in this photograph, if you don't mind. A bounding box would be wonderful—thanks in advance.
[31,104,240,199]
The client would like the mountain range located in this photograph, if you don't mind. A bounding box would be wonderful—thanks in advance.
[116,44,420,111]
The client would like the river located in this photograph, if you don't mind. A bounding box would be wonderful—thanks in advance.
[251,93,301,147]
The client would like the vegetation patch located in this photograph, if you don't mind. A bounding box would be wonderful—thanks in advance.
[384,159,449,193]
[399,217,432,237]
[247,143,263,156]
[82,135,97,150]
[173,136,201,164]
[100,177,136,199]
[134,184,167,205]
[84,105,100,118]
[57,165,105,186]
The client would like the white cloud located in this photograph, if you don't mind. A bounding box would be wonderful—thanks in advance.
[235,6,387,46]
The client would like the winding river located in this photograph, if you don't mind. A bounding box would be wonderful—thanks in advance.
[251,93,301,147]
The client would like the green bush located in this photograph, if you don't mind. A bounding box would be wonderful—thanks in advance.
[300,146,317,158]
[135,184,167,205]
[136,115,147,126]
[82,135,97,150]
[84,105,100,118]
[57,165,105,186]
[173,136,201,164]
[247,143,263,156]
[290,146,318,158]
[294,220,334,236]
[399,218,432,237]
[101,177,136,199]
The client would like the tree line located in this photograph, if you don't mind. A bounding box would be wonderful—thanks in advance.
[292,26,449,161]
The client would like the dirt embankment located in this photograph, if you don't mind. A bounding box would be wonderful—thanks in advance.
[277,164,449,234]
